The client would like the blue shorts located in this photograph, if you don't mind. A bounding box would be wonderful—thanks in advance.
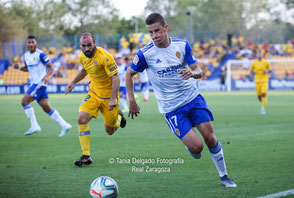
[165,94,214,140]
[141,82,148,89]
[26,84,48,103]
[119,87,127,95]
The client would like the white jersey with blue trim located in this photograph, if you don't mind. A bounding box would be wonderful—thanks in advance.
[24,48,50,86]
[118,64,128,87]
[130,37,199,113]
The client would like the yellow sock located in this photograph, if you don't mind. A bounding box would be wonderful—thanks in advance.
[116,114,122,128]
[261,97,267,110]
[78,124,91,156]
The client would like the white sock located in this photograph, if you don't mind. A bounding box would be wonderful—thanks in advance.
[24,104,39,129]
[209,141,228,177]
[49,109,69,129]
[120,97,129,110]
[142,88,149,100]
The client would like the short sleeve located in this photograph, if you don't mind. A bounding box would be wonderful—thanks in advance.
[267,60,272,70]
[104,53,118,77]
[130,50,148,72]
[39,52,50,64]
[250,62,255,71]
[185,41,198,65]
[79,56,85,70]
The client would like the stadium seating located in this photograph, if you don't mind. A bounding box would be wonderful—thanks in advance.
[2,66,29,85]
[1,36,293,85]
[1,66,90,85]
[231,56,294,80]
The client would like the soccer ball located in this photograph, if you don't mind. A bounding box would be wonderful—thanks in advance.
[90,176,118,198]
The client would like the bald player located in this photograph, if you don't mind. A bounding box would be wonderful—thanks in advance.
[65,33,126,167]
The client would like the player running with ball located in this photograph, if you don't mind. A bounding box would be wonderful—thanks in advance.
[125,13,236,187]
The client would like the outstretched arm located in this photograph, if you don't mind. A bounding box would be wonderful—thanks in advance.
[180,63,203,80]
[13,63,28,72]
[125,67,140,119]
[65,68,88,95]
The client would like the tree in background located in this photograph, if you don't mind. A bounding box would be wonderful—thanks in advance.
[144,0,293,43]
[0,0,293,44]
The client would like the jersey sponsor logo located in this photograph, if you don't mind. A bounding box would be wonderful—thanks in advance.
[175,129,180,136]
[156,63,185,77]
[107,63,117,72]
[133,55,139,65]
[176,51,181,59]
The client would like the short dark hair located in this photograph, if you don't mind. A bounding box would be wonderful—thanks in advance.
[27,35,36,41]
[80,33,96,42]
[145,13,166,26]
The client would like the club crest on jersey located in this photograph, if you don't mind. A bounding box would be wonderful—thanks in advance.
[175,129,180,136]
[94,61,98,66]
[176,51,181,59]
[106,58,109,62]
[133,55,139,65]
[43,56,49,62]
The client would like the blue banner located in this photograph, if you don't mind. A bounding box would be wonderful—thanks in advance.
[0,80,293,95]
[0,83,150,95]
[231,79,294,90]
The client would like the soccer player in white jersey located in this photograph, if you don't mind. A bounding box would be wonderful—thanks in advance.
[13,35,72,137]
[125,13,237,187]
[116,54,129,112]
[138,70,149,101]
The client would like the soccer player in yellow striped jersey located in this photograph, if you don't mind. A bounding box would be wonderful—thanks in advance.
[65,33,126,167]
[250,51,271,115]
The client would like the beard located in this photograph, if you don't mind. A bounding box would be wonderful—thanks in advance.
[28,45,37,52]
[83,48,96,58]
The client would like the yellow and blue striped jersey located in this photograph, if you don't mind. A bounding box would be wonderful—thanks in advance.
[80,47,118,98]
[250,59,271,83]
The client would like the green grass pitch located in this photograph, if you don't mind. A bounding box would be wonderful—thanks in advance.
[0,91,294,198]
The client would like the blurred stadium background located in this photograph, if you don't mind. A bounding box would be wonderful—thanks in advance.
[0,0,294,94]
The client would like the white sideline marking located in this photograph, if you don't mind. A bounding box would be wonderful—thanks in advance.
[257,189,294,198]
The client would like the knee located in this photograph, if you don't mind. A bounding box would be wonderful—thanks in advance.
[105,127,115,135]
[204,133,217,147]
[42,106,51,114]
[21,99,29,107]
[188,142,203,154]
[78,115,88,125]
